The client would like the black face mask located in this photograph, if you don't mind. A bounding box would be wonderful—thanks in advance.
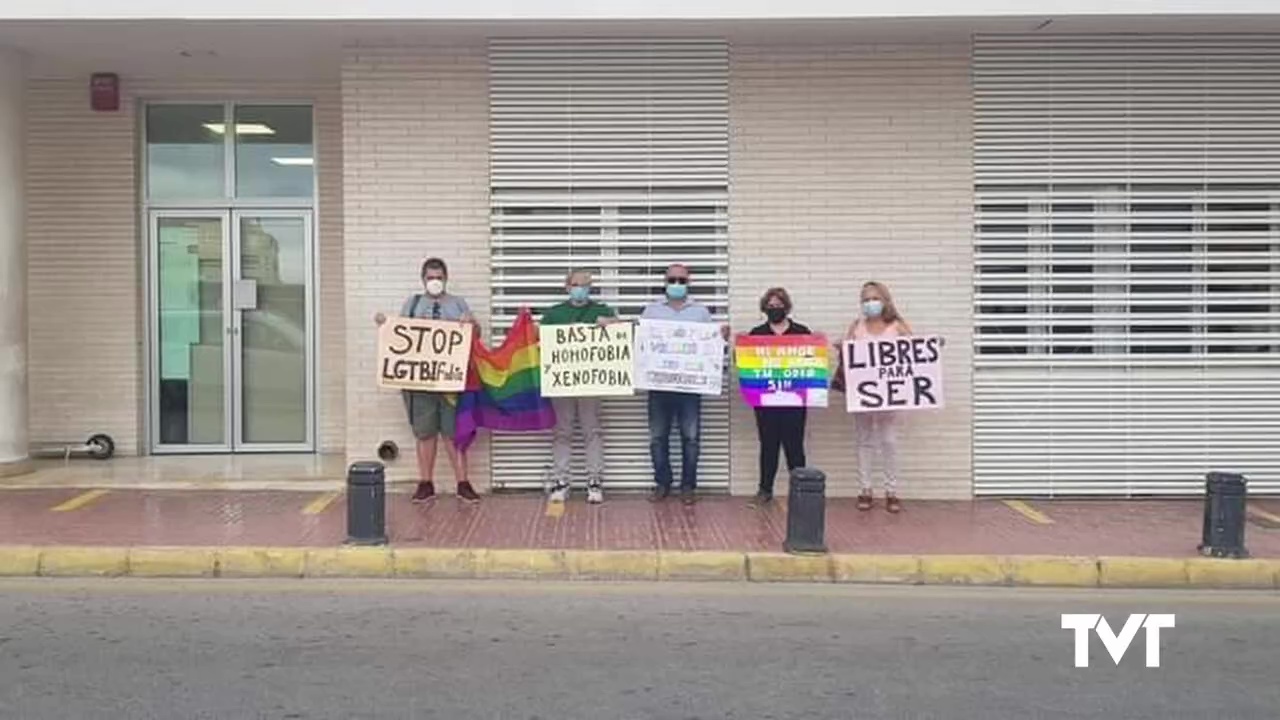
[766,307,787,324]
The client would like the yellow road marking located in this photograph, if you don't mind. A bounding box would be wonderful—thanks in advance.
[1246,506,1280,524]
[1002,499,1054,525]
[51,489,110,512]
[545,501,565,518]
[302,492,342,515]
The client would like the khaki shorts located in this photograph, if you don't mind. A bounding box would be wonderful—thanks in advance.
[403,391,457,439]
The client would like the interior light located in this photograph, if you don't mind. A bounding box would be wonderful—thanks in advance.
[271,157,314,166]
[202,123,276,136]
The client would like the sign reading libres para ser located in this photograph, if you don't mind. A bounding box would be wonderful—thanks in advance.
[538,322,635,397]
[377,317,473,392]
[843,335,944,413]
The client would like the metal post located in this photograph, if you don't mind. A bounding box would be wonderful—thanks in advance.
[346,461,387,546]
[784,467,827,554]
[1198,471,1248,559]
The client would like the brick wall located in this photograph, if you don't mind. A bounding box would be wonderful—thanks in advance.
[728,43,974,498]
[339,45,492,486]
[24,77,345,455]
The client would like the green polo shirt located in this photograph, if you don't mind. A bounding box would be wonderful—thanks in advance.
[540,300,618,326]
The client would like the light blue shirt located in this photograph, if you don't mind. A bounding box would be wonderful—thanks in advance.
[401,293,470,321]
[640,299,714,323]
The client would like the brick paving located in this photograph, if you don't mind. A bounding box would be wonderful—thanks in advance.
[2,487,1278,557]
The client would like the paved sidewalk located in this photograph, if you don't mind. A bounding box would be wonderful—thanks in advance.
[2,486,1278,558]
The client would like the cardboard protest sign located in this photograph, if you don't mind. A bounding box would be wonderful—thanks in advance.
[539,322,635,397]
[843,335,944,413]
[734,334,830,408]
[377,317,473,392]
[634,319,725,396]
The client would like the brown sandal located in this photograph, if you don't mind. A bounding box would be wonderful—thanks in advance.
[856,492,873,511]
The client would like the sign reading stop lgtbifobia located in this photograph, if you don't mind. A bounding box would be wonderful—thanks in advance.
[377,317,473,392]
[843,335,944,413]
[539,322,635,397]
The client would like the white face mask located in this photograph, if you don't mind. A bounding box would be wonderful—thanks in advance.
[424,279,446,297]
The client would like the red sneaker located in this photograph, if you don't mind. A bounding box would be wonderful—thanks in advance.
[456,481,481,504]
[411,481,436,504]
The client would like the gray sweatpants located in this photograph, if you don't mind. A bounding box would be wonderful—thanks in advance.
[856,412,899,493]
[551,397,605,486]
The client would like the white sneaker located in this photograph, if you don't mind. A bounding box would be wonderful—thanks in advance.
[586,483,604,504]
[549,482,570,503]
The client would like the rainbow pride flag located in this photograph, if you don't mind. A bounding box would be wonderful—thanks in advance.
[453,308,557,451]
[734,334,830,408]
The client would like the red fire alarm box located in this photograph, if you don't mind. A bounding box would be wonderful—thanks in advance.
[90,73,119,112]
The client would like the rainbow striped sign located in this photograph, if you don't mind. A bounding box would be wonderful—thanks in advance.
[734,334,830,408]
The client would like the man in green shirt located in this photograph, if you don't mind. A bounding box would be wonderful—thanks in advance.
[540,269,619,504]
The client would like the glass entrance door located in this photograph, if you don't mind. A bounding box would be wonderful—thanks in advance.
[149,210,314,453]
[151,213,231,450]
[232,212,313,449]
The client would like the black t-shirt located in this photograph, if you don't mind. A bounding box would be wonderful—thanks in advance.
[749,319,813,336]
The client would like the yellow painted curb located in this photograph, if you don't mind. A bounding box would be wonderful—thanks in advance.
[219,547,307,578]
[920,555,1011,586]
[482,549,570,579]
[1185,558,1279,590]
[1008,556,1099,588]
[39,547,129,577]
[0,545,1276,590]
[572,550,660,581]
[832,554,922,584]
[1099,557,1189,588]
[304,547,394,578]
[394,548,482,579]
[0,546,41,576]
[129,548,218,578]
[658,551,746,582]
[746,552,834,583]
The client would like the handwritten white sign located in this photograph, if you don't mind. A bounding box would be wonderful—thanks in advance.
[634,319,725,396]
[539,322,635,397]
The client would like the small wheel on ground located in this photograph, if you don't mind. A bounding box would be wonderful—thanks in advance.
[86,433,115,460]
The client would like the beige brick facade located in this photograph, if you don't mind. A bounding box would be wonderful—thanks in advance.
[339,45,492,486]
[728,43,973,498]
[24,77,345,455]
[21,41,974,498]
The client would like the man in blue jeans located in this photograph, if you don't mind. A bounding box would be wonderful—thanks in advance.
[640,263,728,505]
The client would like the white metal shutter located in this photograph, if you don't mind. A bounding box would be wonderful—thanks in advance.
[488,39,731,490]
[973,35,1280,496]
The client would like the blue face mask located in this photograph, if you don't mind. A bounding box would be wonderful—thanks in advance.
[862,300,884,318]
[666,283,688,301]
[568,286,590,303]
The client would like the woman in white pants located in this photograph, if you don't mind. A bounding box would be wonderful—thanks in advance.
[845,281,912,513]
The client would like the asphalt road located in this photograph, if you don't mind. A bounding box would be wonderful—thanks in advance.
[0,579,1277,720]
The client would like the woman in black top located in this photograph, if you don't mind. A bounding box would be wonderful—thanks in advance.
[748,287,812,504]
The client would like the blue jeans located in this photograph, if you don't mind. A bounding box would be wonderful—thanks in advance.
[647,391,701,491]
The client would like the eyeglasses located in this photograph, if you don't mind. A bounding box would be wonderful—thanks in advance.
[665,277,689,285]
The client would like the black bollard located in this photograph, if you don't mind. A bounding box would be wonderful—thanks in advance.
[346,461,388,546]
[1198,471,1248,558]
[784,468,827,554]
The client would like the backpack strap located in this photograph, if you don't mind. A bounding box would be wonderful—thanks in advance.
[404,293,423,318]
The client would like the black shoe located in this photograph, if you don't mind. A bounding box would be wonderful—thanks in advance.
[749,490,773,507]
[648,485,672,503]
[455,481,481,504]
[681,488,697,506]
[411,481,436,504]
